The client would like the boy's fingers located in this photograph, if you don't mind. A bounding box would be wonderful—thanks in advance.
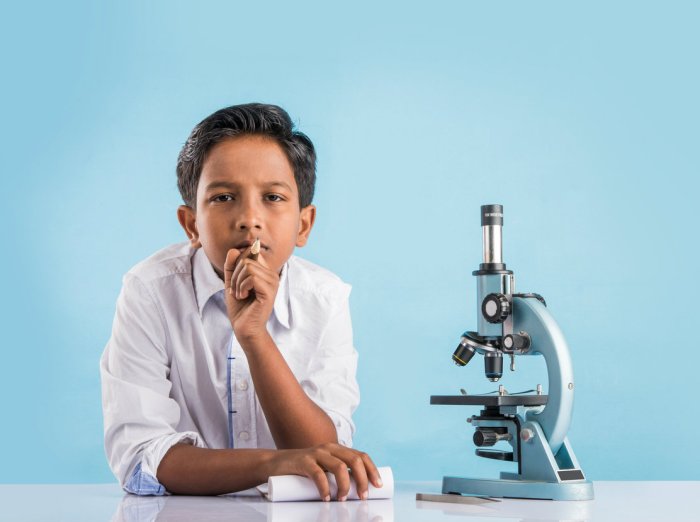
[329,445,381,495]
[235,263,278,300]
[360,452,383,489]
[345,452,369,500]
[224,249,242,290]
[230,246,254,285]
[307,465,331,502]
[318,453,350,501]
[237,275,256,300]
[236,268,263,300]
[353,450,383,492]
[231,248,271,293]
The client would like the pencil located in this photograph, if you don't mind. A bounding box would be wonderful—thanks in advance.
[249,238,261,261]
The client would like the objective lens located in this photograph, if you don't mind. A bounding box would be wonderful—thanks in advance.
[485,352,503,381]
[452,343,476,367]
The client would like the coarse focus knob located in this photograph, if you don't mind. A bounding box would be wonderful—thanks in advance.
[482,293,510,323]
[473,430,498,447]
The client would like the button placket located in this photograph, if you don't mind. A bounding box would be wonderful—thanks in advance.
[232,351,253,447]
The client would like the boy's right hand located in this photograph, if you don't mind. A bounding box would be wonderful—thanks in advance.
[223,244,279,345]
[266,443,383,501]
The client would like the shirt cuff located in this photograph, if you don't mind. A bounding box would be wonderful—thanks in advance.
[125,431,205,496]
[327,412,355,448]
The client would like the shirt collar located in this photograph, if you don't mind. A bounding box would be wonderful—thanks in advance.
[274,262,291,329]
[192,247,291,329]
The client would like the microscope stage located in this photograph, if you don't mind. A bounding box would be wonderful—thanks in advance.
[430,394,548,407]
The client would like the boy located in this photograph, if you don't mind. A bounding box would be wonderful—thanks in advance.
[101,103,381,499]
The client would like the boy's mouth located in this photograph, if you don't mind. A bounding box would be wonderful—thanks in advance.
[233,239,269,252]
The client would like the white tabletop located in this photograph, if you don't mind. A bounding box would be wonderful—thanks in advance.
[1,481,699,521]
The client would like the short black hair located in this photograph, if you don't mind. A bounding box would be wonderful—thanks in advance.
[177,103,316,209]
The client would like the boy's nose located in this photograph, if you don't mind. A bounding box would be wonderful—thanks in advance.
[235,202,262,231]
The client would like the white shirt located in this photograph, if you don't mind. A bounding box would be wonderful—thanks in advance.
[100,242,359,495]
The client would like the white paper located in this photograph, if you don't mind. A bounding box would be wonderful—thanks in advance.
[257,466,394,502]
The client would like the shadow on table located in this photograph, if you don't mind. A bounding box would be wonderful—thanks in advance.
[416,495,592,521]
[112,493,393,522]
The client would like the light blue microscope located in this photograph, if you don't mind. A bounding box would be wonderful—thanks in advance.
[431,204,594,501]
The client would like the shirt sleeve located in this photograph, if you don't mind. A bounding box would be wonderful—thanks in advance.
[300,284,359,447]
[100,273,205,495]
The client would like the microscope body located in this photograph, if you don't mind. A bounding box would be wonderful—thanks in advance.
[431,205,594,501]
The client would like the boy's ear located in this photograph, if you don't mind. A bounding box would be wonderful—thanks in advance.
[177,205,202,248]
[296,205,316,247]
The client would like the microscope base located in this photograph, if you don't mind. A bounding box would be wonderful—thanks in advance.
[442,476,594,501]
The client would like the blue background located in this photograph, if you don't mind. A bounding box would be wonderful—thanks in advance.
[2,1,699,483]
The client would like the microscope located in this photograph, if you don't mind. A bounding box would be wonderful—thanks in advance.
[430,205,594,501]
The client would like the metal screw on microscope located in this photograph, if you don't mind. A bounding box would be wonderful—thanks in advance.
[521,428,535,441]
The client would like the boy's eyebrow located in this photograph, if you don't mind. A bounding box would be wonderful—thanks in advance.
[204,180,238,192]
[265,181,294,191]
[204,180,294,192]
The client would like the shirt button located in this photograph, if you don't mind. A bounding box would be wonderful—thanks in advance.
[239,431,250,441]
[238,380,249,391]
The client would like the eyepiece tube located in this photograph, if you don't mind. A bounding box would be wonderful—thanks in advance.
[481,204,504,265]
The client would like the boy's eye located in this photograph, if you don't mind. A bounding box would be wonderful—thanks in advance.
[212,194,234,203]
[265,194,284,202]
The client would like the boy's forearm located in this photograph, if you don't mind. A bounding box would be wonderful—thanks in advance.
[241,332,338,449]
[156,444,277,495]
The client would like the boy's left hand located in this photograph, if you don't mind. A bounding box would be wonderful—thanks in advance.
[224,245,279,345]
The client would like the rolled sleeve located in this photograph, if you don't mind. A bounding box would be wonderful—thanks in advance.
[101,274,205,494]
[301,284,359,447]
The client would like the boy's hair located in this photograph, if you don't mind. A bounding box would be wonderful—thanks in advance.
[177,103,316,209]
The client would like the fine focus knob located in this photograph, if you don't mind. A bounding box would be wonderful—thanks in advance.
[482,293,510,323]
[502,332,531,351]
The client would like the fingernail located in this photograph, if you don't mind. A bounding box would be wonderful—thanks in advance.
[339,495,347,502]
[361,491,368,500]
[323,495,330,502]
[377,479,383,487]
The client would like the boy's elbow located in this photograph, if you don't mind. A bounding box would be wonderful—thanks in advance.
[310,416,340,447]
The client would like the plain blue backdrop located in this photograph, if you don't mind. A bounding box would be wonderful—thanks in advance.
[2,1,699,483]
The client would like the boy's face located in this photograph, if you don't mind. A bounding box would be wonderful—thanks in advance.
[178,135,315,278]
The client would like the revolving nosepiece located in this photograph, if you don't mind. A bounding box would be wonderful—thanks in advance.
[481,204,504,269]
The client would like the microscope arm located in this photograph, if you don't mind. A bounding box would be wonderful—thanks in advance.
[512,297,574,456]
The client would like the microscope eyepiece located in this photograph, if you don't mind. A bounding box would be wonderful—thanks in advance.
[479,204,507,271]
[481,204,503,226]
